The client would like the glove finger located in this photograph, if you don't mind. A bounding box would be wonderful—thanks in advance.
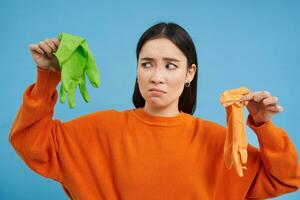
[224,143,233,169]
[68,81,77,109]
[239,126,248,164]
[224,129,233,169]
[79,82,90,103]
[224,107,234,169]
[238,120,248,167]
[86,62,100,88]
[84,44,100,88]
[59,84,67,104]
[61,66,71,92]
[232,146,244,177]
[238,107,248,164]
[239,148,248,165]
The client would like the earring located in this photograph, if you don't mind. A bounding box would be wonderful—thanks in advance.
[184,82,190,87]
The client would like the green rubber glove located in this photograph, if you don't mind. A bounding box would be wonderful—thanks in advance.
[53,33,100,109]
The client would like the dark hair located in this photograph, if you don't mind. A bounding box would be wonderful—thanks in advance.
[132,22,198,115]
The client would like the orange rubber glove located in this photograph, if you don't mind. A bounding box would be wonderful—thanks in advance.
[220,87,250,177]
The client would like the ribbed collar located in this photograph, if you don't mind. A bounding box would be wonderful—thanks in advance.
[131,107,188,126]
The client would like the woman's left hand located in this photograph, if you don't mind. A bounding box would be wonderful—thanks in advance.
[240,91,284,126]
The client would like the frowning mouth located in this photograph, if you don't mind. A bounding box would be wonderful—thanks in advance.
[149,90,165,96]
[149,88,166,93]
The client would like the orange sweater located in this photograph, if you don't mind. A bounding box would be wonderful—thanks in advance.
[9,68,300,200]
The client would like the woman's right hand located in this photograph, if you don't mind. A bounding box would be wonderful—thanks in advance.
[29,38,60,72]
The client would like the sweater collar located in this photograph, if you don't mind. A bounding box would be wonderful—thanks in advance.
[132,107,188,126]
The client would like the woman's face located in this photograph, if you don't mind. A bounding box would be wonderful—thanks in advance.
[137,37,196,111]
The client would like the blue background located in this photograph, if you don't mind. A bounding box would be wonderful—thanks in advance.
[1,0,299,199]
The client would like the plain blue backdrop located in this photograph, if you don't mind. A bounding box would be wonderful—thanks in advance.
[1,0,299,199]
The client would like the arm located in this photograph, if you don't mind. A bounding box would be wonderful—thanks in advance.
[245,114,300,199]
[9,67,64,183]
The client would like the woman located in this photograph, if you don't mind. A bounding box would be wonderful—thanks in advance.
[9,22,300,199]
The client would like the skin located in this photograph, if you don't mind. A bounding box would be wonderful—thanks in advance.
[29,37,284,125]
[137,38,284,125]
[29,38,60,72]
[240,91,284,126]
[137,38,197,117]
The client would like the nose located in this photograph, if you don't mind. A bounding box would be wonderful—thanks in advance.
[150,67,164,84]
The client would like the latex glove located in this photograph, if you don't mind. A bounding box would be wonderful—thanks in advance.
[220,87,250,177]
[53,33,100,109]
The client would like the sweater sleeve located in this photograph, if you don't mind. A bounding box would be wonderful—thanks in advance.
[245,114,300,199]
[9,67,64,183]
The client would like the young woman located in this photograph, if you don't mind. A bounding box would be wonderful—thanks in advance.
[9,22,300,200]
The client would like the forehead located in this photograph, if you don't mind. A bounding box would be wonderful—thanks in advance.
[139,38,186,61]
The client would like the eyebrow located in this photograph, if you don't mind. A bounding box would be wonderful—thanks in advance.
[140,57,181,62]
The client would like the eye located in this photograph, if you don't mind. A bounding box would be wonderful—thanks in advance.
[166,63,177,69]
[141,62,151,68]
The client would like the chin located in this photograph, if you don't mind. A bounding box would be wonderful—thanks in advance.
[145,98,167,108]
[147,98,176,109]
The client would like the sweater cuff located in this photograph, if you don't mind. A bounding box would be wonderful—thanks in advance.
[246,114,285,151]
[30,67,61,101]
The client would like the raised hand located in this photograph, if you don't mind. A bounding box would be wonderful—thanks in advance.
[240,91,284,126]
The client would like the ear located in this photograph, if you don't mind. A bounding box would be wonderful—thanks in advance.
[185,64,197,83]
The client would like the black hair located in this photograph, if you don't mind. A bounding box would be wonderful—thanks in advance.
[132,22,198,115]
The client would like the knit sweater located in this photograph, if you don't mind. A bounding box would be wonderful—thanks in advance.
[9,67,300,200]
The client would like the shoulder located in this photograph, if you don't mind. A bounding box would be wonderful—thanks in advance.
[192,115,226,133]
[202,118,226,133]
[63,109,125,126]
[93,108,121,117]
[87,108,127,122]
[182,114,226,131]
[191,116,227,142]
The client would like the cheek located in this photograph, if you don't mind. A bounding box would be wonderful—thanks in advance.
[167,73,186,94]
[137,68,148,92]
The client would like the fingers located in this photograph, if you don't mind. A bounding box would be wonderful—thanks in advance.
[51,38,60,47]
[239,125,248,165]
[262,96,278,106]
[253,91,271,102]
[79,82,90,103]
[68,82,77,109]
[29,44,44,54]
[262,96,283,113]
[224,143,233,169]
[266,104,284,112]
[30,38,59,57]
[241,90,281,106]
[44,38,58,52]
[232,146,245,177]
[240,91,270,102]
[39,40,53,55]
[84,47,100,87]
[59,84,67,104]
[242,91,284,112]
[86,55,100,88]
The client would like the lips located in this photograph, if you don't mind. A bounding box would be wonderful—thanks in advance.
[149,88,166,93]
